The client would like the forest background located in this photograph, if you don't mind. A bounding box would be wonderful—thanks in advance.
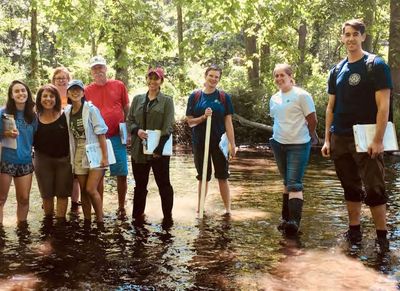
[0,0,399,144]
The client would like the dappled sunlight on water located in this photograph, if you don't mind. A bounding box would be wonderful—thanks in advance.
[0,274,40,290]
[0,149,400,289]
[238,247,397,290]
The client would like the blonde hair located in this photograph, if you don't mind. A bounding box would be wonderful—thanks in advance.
[273,63,295,85]
[51,67,71,84]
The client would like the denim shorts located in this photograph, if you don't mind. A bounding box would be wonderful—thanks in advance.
[270,138,311,192]
[109,135,128,176]
[0,161,34,177]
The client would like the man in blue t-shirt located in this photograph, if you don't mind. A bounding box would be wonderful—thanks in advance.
[321,19,393,253]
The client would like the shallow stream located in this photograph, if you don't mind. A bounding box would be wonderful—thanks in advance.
[0,148,399,290]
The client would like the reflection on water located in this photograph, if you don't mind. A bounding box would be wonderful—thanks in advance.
[0,148,399,289]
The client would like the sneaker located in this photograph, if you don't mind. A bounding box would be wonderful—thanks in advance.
[375,237,389,254]
[344,229,362,246]
[284,220,299,236]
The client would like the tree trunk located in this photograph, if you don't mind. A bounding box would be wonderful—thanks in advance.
[245,25,260,88]
[298,21,307,64]
[389,0,400,105]
[29,0,39,87]
[260,42,270,82]
[114,43,129,87]
[309,20,321,56]
[362,1,376,52]
[297,21,308,84]
[176,3,185,85]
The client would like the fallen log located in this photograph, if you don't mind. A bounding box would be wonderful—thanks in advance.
[233,113,273,133]
[233,113,323,146]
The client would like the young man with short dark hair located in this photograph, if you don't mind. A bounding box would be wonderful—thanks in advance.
[321,19,393,253]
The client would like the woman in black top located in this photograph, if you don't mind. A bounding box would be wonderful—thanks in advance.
[34,84,73,220]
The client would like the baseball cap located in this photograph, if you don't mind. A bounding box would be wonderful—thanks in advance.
[147,67,164,80]
[67,79,85,91]
[90,55,107,68]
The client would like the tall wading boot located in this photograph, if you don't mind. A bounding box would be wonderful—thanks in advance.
[285,198,303,236]
[132,188,148,222]
[278,193,289,231]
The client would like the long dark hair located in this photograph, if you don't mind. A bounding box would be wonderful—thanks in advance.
[36,84,62,114]
[6,80,36,124]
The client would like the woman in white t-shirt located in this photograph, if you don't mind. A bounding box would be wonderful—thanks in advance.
[269,63,318,236]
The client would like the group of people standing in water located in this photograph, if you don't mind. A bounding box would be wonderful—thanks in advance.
[0,55,235,229]
[0,18,394,254]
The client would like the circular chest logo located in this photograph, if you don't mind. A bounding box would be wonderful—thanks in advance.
[348,73,361,86]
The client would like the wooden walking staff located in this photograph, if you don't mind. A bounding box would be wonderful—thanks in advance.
[198,115,212,218]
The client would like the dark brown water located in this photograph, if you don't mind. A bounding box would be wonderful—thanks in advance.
[0,148,399,290]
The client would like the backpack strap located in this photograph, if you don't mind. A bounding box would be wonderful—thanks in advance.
[191,89,226,108]
[191,89,202,109]
[365,53,377,82]
[364,53,393,121]
[331,58,347,94]
[219,90,226,105]
[333,58,347,81]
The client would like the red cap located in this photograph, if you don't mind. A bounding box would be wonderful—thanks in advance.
[147,67,164,80]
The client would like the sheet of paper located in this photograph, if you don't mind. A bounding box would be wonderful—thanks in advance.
[119,122,127,145]
[85,139,116,168]
[219,132,229,160]
[143,130,172,156]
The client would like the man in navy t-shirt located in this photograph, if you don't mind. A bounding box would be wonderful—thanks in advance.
[321,19,393,253]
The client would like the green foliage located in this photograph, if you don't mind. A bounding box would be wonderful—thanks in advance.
[0,0,394,142]
[0,56,25,104]
[302,61,330,136]
[230,86,271,144]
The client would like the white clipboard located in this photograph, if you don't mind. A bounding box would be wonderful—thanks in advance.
[353,122,399,152]
[1,114,17,149]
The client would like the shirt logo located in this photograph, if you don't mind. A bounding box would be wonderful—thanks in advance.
[348,73,361,86]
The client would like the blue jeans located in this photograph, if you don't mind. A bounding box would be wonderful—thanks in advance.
[270,139,311,192]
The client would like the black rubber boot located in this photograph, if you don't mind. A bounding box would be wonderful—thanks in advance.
[285,198,303,236]
[278,193,289,231]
